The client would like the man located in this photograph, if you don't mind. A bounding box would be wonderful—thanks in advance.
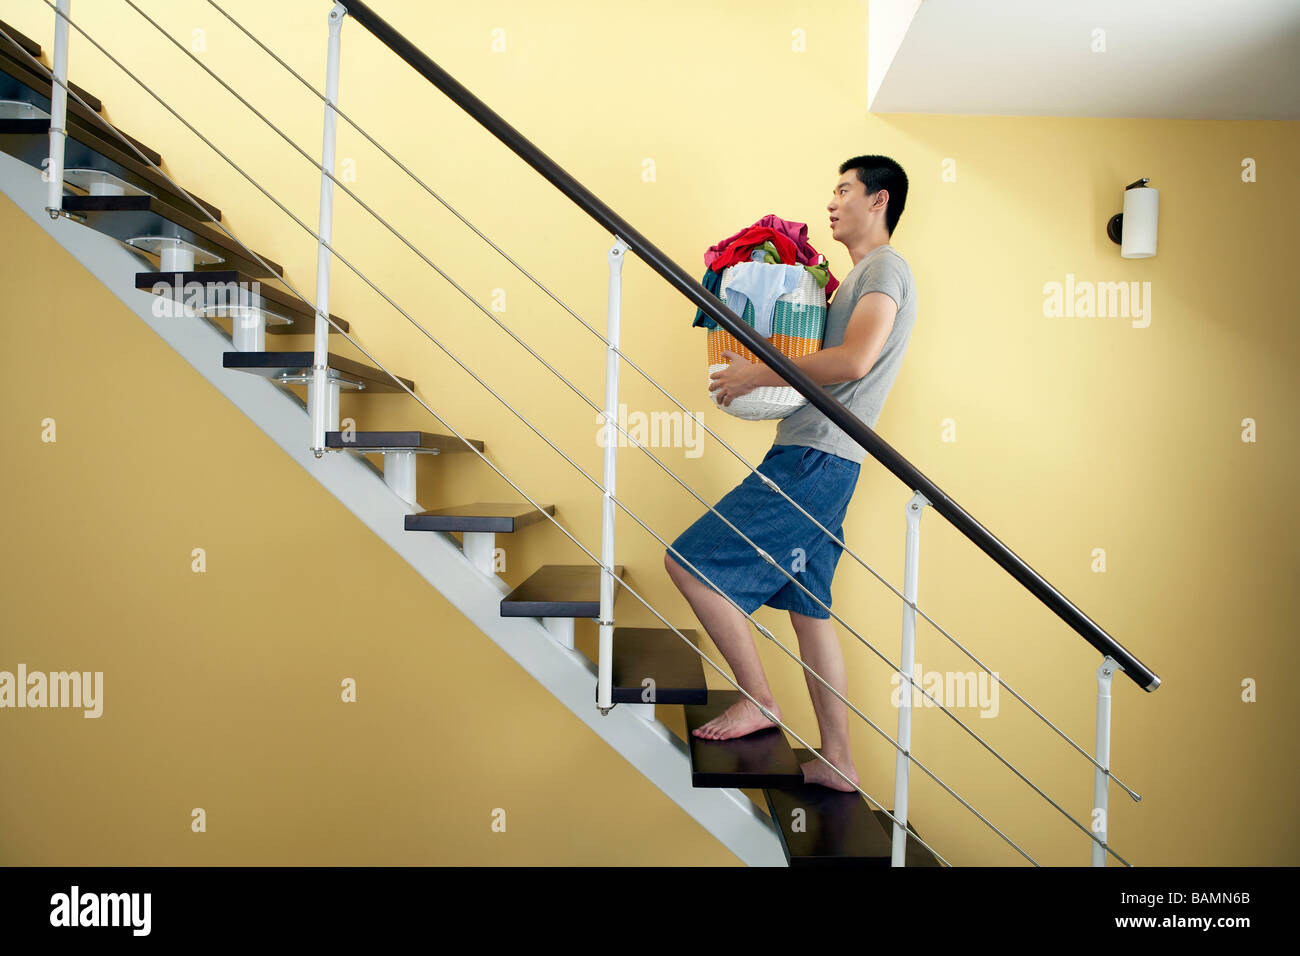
[664,155,918,791]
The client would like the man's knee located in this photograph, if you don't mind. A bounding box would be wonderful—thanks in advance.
[790,609,833,641]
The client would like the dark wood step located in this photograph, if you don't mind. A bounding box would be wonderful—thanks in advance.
[0,119,221,221]
[63,195,281,277]
[764,748,939,867]
[499,564,625,618]
[0,19,44,62]
[406,502,549,534]
[0,49,154,163]
[136,271,349,333]
[869,809,941,867]
[605,626,707,705]
[330,431,483,455]
[683,689,802,789]
[222,351,414,393]
[0,25,104,112]
[764,748,892,867]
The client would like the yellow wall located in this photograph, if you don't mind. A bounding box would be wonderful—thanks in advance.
[1,0,1296,865]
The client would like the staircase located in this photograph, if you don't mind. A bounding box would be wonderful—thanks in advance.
[0,15,935,867]
[1,6,1159,868]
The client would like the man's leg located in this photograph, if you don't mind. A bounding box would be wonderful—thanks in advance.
[664,551,783,740]
[790,610,860,791]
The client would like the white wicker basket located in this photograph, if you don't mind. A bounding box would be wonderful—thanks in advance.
[707,263,827,420]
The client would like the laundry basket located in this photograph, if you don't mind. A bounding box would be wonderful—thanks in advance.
[707,262,827,420]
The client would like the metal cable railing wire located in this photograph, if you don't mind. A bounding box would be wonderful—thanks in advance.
[6,9,1131,865]
[3,13,968,867]
[98,0,1133,851]
[337,0,1161,697]
[106,0,1144,842]
[13,3,1133,866]
[198,0,1139,804]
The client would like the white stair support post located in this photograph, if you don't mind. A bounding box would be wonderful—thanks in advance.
[892,490,930,866]
[64,168,143,196]
[160,238,195,272]
[45,0,70,219]
[597,237,629,715]
[86,173,125,196]
[231,305,267,352]
[381,449,418,506]
[311,3,347,458]
[1092,655,1121,866]
[544,617,575,650]
[461,532,497,576]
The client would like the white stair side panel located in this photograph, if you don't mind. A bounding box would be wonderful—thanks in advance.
[0,150,784,866]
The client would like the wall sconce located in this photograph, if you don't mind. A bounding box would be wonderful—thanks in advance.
[1107,178,1159,258]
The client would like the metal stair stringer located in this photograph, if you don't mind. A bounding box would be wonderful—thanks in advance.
[0,148,785,867]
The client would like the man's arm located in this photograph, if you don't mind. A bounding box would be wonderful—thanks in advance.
[750,291,898,387]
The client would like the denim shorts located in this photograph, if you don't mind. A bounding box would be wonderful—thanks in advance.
[666,443,860,620]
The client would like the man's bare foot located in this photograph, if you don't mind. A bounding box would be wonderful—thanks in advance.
[691,697,782,740]
[801,750,860,792]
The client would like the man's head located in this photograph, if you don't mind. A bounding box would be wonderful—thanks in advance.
[828,155,909,243]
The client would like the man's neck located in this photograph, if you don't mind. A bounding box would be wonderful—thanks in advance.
[845,232,891,267]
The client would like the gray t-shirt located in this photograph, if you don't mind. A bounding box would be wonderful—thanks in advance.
[774,244,917,463]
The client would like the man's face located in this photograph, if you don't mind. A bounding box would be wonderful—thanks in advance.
[827,171,879,243]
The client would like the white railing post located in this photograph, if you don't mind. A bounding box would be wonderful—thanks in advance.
[596,237,629,715]
[311,2,348,458]
[45,0,71,219]
[892,489,930,865]
[1092,655,1121,865]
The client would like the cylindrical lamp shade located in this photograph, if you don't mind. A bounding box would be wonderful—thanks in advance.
[1121,186,1159,258]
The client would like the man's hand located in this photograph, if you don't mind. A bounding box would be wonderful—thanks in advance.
[709,289,899,405]
[709,350,763,406]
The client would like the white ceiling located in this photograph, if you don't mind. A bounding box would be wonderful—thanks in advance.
[868,0,1300,120]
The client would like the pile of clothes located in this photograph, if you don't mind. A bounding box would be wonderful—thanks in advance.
[691,213,839,331]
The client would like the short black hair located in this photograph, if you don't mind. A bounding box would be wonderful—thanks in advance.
[840,155,908,236]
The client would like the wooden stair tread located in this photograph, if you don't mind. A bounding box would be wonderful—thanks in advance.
[406,502,552,534]
[62,194,282,277]
[135,271,352,333]
[683,689,802,789]
[606,626,707,705]
[328,431,483,454]
[500,564,625,618]
[222,350,414,393]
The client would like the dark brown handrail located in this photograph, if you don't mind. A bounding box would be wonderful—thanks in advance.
[340,0,1160,693]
